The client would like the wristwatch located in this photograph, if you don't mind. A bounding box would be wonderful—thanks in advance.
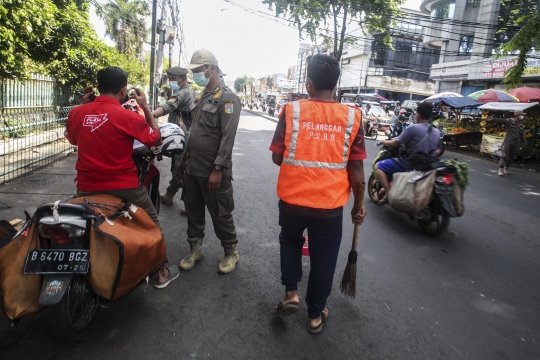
[214,164,224,171]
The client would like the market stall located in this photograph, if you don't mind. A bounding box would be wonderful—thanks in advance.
[433,97,484,149]
[478,102,540,159]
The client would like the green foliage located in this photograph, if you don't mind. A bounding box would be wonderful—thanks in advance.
[495,0,539,88]
[262,0,404,61]
[116,52,148,86]
[234,75,255,93]
[95,0,149,55]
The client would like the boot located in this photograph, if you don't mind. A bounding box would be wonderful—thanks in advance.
[160,189,177,206]
[498,168,504,177]
[503,166,510,175]
[179,238,204,270]
[218,244,240,274]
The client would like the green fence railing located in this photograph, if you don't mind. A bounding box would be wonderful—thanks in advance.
[0,75,80,184]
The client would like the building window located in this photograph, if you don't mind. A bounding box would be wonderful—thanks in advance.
[459,35,474,54]
[431,2,455,19]
[466,0,481,8]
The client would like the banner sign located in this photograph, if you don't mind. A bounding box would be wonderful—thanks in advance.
[481,59,540,79]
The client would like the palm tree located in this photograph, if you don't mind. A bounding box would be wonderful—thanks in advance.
[95,0,150,54]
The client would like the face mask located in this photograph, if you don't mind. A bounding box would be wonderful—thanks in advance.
[169,81,180,91]
[193,67,211,87]
[518,115,524,120]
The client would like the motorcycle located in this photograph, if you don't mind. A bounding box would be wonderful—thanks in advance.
[367,146,459,236]
[0,123,184,342]
[248,103,253,110]
[366,116,379,140]
[262,104,267,112]
[268,105,275,117]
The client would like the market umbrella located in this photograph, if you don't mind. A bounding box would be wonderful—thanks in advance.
[468,89,518,103]
[374,94,389,101]
[507,87,540,103]
[422,92,463,103]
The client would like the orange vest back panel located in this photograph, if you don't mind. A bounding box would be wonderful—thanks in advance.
[277,100,361,209]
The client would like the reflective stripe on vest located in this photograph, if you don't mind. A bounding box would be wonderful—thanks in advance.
[283,101,356,170]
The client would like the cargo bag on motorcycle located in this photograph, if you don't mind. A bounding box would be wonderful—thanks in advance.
[388,170,437,213]
[0,194,166,321]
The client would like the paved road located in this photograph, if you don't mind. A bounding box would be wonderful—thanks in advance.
[1,110,539,359]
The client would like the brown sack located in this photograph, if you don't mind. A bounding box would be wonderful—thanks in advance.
[67,195,166,302]
[0,223,43,321]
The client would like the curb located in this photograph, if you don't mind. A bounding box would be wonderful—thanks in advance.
[242,108,278,123]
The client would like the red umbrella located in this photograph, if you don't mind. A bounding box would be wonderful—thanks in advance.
[374,94,389,101]
[507,87,540,102]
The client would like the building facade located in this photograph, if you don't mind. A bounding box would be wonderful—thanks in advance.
[422,0,540,94]
[339,9,439,103]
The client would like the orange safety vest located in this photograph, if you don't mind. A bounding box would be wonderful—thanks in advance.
[277,99,362,209]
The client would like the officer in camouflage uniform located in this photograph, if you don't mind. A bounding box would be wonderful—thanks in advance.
[487,110,527,176]
[177,49,241,274]
[152,67,195,211]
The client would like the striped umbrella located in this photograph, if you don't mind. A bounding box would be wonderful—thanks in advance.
[468,89,519,102]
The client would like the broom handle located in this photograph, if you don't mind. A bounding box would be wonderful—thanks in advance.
[350,182,366,252]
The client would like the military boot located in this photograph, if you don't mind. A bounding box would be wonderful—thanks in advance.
[160,189,177,206]
[218,244,240,274]
[179,238,204,270]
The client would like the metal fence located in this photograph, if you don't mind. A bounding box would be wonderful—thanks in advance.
[0,75,80,184]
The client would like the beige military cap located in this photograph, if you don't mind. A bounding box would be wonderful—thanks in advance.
[186,49,218,70]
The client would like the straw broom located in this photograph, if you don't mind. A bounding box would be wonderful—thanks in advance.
[340,182,366,299]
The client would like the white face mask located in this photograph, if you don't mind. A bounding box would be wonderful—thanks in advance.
[193,67,211,87]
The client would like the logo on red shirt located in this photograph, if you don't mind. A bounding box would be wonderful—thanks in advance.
[83,114,109,132]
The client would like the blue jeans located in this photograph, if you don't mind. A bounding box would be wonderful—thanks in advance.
[278,207,343,319]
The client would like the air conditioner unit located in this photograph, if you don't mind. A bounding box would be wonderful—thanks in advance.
[397,79,405,85]
[382,76,391,83]
[426,83,434,89]
[406,79,413,85]
[390,78,398,84]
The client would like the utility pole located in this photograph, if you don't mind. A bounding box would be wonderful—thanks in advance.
[156,0,167,89]
[169,44,173,67]
[149,0,158,110]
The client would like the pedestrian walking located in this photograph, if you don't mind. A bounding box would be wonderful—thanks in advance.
[268,54,367,334]
[486,111,527,176]
[152,67,195,213]
[176,49,241,274]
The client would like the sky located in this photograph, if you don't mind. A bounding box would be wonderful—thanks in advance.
[90,0,422,81]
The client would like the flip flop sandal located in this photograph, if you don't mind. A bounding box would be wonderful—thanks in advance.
[269,301,300,318]
[307,312,328,335]
[153,265,180,289]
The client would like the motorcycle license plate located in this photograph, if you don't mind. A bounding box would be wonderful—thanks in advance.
[23,249,89,274]
[435,184,454,195]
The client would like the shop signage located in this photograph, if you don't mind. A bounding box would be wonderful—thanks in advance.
[481,59,540,78]
[430,64,469,80]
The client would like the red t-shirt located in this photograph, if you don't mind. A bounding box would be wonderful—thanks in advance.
[65,96,159,192]
[269,100,367,160]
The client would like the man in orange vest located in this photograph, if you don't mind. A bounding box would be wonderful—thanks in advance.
[269,54,367,334]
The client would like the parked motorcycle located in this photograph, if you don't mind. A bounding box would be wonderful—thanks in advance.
[367,146,459,236]
[0,123,184,342]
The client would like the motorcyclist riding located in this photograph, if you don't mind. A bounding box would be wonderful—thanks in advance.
[65,66,180,288]
[374,102,440,205]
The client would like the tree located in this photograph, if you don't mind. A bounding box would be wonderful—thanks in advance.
[495,0,539,88]
[262,0,405,62]
[234,75,251,93]
[95,0,150,55]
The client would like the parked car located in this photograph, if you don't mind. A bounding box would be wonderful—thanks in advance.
[367,106,392,132]
[401,100,420,112]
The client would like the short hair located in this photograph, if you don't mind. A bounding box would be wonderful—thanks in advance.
[416,102,433,121]
[306,54,340,91]
[97,66,128,94]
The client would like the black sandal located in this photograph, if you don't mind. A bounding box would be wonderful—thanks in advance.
[269,301,300,318]
[307,312,328,334]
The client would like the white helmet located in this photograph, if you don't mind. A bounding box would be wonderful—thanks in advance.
[153,123,185,157]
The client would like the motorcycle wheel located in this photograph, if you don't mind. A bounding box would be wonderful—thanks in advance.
[436,142,445,157]
[370,130,378,140]
[418,207,450,237]
[367,174,380,204]
[48,275,98,342]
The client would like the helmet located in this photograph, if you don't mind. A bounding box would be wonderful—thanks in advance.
[153,123,185,157]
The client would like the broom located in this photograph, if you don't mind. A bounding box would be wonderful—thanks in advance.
[340,181,366,299]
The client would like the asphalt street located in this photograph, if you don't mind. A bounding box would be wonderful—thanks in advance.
[1,110,539,359]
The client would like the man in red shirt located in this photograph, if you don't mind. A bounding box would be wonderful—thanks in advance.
[269,55,367,334]
[65,66,179,288]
